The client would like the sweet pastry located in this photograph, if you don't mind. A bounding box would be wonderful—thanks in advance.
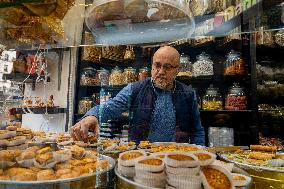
[201,165,233,189]
[6,126,18,131]
[70,145,85,159]
[212,160,234,172]
[135,156,164,172]
[150,152,167,159]
[37,147,52,155]
[193,151,216,166]
[139,141,151,149]
[96,160,109,171]
[6,167,37,181]
[35,152,54,165]
[72,165,91,175]
[165,152,199,168]
[119,150,146,166]
[55,162,73,170]
[248,152,275,160]
[0,149,21,161]
[250,145,277,153]
[0,140,8,147]
[118,162,135,177]
[59,171,80,179]
[0,175,10,180]
[232,173,251,187]
[37,169,57,180]
[55,168,72,177]
[134,176,166,188]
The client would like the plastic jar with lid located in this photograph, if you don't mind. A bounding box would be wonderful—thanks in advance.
[96,68,109,86]
[138,67,150,81]
[202,84,223,110]
[225,83,247,110]
[224,50,246,76]
[192,52,214,77]
[177,53,192,77]
[124,67,137,84]
[80,67,98,86]
[109,66,124,86]
[78,97,93,114]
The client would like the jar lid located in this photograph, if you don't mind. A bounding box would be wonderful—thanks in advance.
[205,84,220,96]
[227,50,240,59]
[180,53,191,64]
[111,66,122,72]
[229,83,244,94]
[196,52,211,61]
[139,67,149,72]
[98,68,109,73]
[82,67,96,71]
[124,67,136,71]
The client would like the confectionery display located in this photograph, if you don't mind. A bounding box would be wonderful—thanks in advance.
[192,52,214,77]
[78,97,93,114]
[225,83,247,110]
[219,145,284,171]
[138,67,150,81]
[23,95,55,108]
[224,50,246,76]
[202,85,223,110]
[117,149,251,189]
[123,67,138,84]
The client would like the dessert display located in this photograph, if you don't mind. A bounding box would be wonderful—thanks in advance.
[192,52,214,77]
[123,67,138,84]
[117,149,251,189]
[219,145,284,171]
[23,95,55,108]
[225,83,247,110]
[138,141,201,152]
[0,144,112,182]
[224,50,246,76]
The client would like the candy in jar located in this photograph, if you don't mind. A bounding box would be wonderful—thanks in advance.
[138,67,150,81]
[109,66,124,86]
[123,67,137,84]
[78,97,93,114]
[177,53,192,77]
[80,67,98,86]
[96,69,109,86]
[202,85,223,110]
[225,83,247,110]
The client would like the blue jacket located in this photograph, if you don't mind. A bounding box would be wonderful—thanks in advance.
[84,78,205,145]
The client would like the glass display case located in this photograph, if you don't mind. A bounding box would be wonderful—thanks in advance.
[0,0,283,188]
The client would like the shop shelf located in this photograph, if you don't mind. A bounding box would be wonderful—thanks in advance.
[200,110,253,113]
[3,73,50,83]
[14,107,66,114]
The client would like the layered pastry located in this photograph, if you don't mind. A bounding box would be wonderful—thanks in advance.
[138,141,151,149]
[37,147,52,155]
[248,151,276,160]
[0,149,21,161]
[201,165,234,189]
[6,167,37,181]
[35,152,54,165]
[150,152,168,159]
[6,126,18,131]
[250,145,277,153]
[37,169,57,180]
[7,136,27,146]
[165,152,199,168]
[212,160,234,172]
[70,145,85,159]
[0,130,16,140]
[193,151,216,166]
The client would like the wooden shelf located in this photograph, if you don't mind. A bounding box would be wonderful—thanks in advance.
[200,110,253,113]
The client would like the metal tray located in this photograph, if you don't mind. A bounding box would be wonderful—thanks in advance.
[0,155,116,189]
[115,165,252,189]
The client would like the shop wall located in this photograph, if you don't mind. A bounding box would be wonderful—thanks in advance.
[22,0,85,132]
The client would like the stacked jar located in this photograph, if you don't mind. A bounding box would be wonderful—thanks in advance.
[123,67,138,84]
[109,66,125,86]
[225,83,247,110]
[138,67,150,81]
[78,97,93,114]
[95,68,109,86]
[80,67,98,86]
[224,50,246,76]
[202,85,223,110]
[177,53,192,77]
[192,52,214,77]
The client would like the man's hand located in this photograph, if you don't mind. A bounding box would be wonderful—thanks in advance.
[70,116,98,142]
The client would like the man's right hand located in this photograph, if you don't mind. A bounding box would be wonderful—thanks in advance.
[70,116,98,142]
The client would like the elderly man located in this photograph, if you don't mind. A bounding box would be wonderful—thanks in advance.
[71,46,205,145]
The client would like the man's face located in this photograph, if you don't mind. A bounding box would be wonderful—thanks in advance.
[151,50,180,90]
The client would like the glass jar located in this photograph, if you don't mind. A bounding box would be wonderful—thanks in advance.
[202,85,223,110]
[96,69,109,86]
[138,67,150,81]
[78,97,93,114]
[124,67,137,84]
[224,50,246,76]
[225,83,247,110]
[177,53,192,77]
[109,66,124,86]
[192,52,214,77]
[80,67,98,86]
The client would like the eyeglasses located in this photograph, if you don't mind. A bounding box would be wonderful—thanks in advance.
[152,62,179,72]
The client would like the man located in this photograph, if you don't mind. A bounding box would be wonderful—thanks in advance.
[71,46,205,145]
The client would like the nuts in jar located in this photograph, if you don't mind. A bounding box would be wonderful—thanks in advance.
[138,67,150,81]
[124,67,137,84]
[192,52,214,77]
[80,67,99,86]
[78,97,93,114]
[96,69,109,86]
[109,66,124,86]
[202,85,223,110]
[224,50,246,76]
[203,100,223,110]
